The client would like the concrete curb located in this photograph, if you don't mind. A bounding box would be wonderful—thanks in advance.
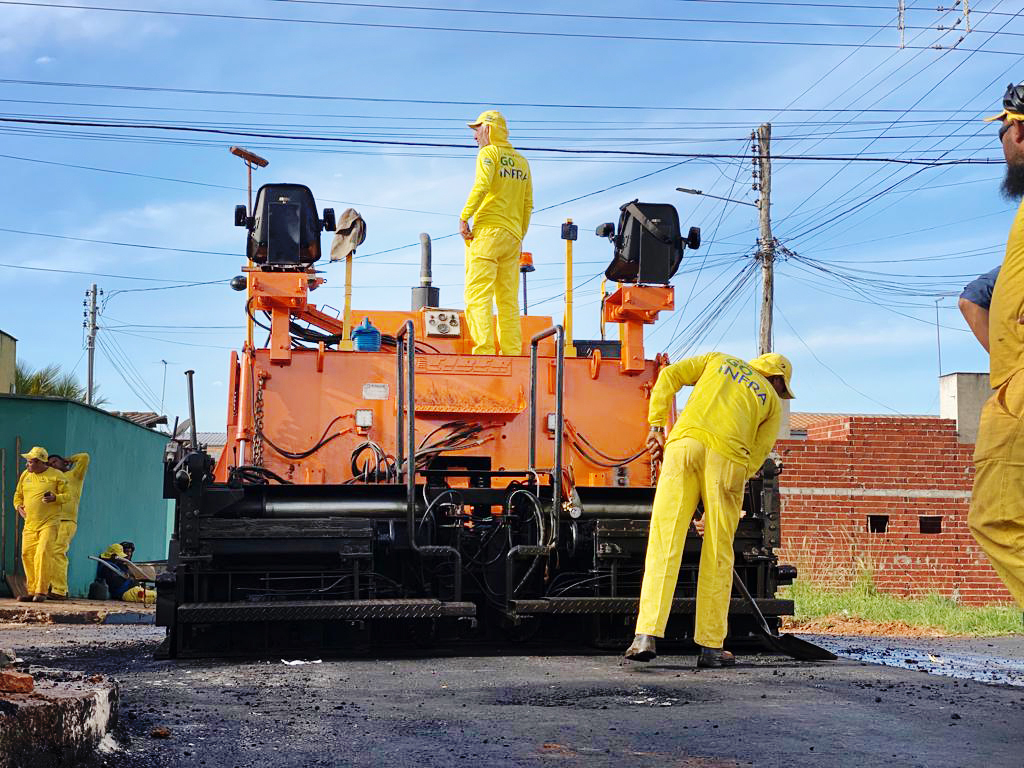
[0,667,119,768]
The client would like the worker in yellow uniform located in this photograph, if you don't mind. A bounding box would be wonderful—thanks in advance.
[625,352,794,668]
[46,452,91,600]
[12,446,69,603]
[459,110,533,356]
[969,81,1024,608]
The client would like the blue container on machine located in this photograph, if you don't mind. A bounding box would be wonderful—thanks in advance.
[351,317,381,351]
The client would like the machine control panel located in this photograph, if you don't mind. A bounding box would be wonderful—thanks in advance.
[424,309,462,337]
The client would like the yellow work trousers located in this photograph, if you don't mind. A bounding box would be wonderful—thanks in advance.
[120,585,151,604]
[464,227,522,356]
[970,370,1024,608]
[21,523,61,597]
[51,520,78,597]
[636,437,747,648]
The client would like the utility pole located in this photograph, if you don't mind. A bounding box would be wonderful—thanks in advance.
[898,0,905,48]
[84,284,99,405]
[753,124,774,355]
[160,359,169,415]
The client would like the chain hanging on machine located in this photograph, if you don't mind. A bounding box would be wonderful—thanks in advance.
[253,371,267,467]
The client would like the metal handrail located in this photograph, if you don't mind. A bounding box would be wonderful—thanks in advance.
[395,320,462,600]
[528,324,565,538]
[507,325,566,608]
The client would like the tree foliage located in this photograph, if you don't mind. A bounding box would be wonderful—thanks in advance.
[15,361,106,405]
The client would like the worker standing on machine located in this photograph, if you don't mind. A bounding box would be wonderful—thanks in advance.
[969,81,1024,608]
[625,352,794,668]
[459,110,533,356]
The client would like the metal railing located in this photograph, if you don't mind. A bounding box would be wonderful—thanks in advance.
[506,325,566,608]
[395,320,462,600]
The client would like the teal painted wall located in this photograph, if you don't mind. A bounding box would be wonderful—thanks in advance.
[0,395,173,597]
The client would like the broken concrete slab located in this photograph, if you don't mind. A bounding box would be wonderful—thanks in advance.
[0,597,154,626]
[0,667,119,768]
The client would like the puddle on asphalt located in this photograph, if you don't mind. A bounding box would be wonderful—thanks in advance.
[810,637,1024,687]
[492,685,700,708]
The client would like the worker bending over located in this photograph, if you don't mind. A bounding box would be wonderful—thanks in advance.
[47,451,91,600]
[459,110,533,356]
[13,446,69,603]
[970,81,1024,608]
[626,352,794,668]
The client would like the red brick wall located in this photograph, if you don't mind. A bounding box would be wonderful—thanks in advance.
[775,416,1013,605]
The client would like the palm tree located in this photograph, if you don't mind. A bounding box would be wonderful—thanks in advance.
[15,361,106,405]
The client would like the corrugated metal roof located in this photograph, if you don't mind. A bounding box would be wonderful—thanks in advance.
[195,431,227,447]
[110,411,168,428]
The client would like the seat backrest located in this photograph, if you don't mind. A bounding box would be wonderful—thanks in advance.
[248,183,322,266]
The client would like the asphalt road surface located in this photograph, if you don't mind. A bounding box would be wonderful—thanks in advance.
[5,624,1024,768]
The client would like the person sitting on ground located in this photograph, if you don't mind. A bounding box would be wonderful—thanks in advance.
[95,541,149,603]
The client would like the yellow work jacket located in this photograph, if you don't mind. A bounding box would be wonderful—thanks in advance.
[649,352,782,477]
[460,135,533,240]
[13,468,70,528]
[989,198,1024,388]
[58,452,91,523]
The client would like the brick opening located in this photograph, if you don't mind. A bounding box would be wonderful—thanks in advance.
[919,516,943,534]
[867,515,889,534]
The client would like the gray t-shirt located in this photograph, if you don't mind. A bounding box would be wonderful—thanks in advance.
[960,266,1001,310]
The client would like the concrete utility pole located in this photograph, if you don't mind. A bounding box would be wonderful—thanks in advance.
[754,124,774,355]
[85,284,98,405]
[898,0,906,48]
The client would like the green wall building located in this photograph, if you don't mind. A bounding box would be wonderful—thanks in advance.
[0,395,172,598]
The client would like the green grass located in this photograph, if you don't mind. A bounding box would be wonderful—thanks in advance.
[781,574,1023,636]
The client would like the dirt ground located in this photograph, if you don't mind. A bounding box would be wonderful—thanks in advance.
[2,623,1023,768]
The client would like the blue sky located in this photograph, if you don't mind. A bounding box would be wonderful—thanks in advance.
[1,0,1021,430]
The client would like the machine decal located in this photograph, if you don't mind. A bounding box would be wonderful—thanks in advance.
[362,382,390,400]
[415,355,513,376]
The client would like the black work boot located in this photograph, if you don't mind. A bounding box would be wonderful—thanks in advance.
[624,634,657,662]
[696,646,736,668]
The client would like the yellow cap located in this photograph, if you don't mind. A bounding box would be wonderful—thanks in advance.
[984,109,1024,123]
[21,445,49,462]
[467,110,507,131]
[749,353,795,399]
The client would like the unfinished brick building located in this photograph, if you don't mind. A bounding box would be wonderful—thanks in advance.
[776,400,1012,606]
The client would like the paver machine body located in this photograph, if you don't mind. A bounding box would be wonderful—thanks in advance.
[157,180,795,658]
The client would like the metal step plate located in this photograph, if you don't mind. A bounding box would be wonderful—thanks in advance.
[507,597,794,616]
[178,598,477,623]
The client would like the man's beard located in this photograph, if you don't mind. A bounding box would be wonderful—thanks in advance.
[1001,162,1024,201]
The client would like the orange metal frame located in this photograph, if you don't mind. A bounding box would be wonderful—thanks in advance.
[217,272,676,491]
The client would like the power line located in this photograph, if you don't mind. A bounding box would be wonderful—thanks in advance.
[1,1,1018,52]
[0,117,1003,164]
[0,77,1015,114]
[0,225,239,256]
[263,0,1024,37]
[0,261,227,283]
[774,302,903,414]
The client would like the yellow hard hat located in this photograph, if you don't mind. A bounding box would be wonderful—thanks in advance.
[467,110,507,131]
[749,353,795,399]
[21,445,49,462]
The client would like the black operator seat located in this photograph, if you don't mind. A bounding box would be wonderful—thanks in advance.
[248,183,323,266]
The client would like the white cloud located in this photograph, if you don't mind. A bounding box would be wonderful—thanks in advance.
[34,55,54,64]
[0,4,174,54]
